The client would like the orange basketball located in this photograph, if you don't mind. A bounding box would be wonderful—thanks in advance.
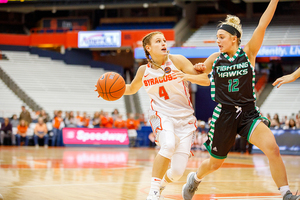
[95,72,126,101]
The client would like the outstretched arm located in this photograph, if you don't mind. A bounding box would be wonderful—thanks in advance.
[170,54,210,86]
[244,0,279,60]
[124,65,145,95]
[272,67,300,88]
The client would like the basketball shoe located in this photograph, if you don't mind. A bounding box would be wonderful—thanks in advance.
[182,172,201,200]
[146,193,164,200]
[283,190,300,200]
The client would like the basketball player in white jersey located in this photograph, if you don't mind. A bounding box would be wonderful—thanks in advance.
[124,31,210,200]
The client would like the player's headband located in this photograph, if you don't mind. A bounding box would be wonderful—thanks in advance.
[218,24,241,38]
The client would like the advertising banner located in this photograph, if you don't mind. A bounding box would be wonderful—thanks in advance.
[135,45,300,59]
[253,129,300,155]
[78,31,121,48]
[63,128,129,146]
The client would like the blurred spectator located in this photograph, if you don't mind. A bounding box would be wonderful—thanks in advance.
[10,114,19,128]
[270,113,280,129]
[53,110,58,118]
[296,114,300,129]
[288,118,296,129]
[101,112,113,128]
[111,109,119,121]
[52,110,63,146]
[81,112,90,128]
[0,118,14,145]
[127,113,140,147]
[281,115,288,126]
[39,110,49,123]
[19,105,32,125]
[206,117,212,129]
[137,113,147,126]
[65,111,77,127]
[76,111,83,127]
[266,113,271,122]
[34,117,48,148]
[31,110,40,123]
[194,120,208,151]
[99,110,104,117]
[283,118,297,130]
[114,114,126,128]
[64,111,69,123]
[16,119,29,146]
[197,120,208,133]
[92,112,101,128]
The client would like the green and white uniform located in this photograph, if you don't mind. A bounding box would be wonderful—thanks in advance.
[205,48,269,159]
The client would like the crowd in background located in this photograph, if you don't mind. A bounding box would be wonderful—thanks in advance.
[1,105,300,150]
[266,112,300,129]
[0,105,143,147]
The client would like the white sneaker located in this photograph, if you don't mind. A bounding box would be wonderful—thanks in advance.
[146,193,164,200]
[0,193,3,200]
[35,145,39,148]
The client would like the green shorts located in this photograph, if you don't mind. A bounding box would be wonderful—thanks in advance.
[204,103,270,159]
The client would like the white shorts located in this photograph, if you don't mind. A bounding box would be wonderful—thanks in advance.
[149,110,197,159]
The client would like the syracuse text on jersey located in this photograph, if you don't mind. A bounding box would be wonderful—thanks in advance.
[143,72,178,86]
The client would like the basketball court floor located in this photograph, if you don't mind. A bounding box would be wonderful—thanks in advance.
[0,146,299,200]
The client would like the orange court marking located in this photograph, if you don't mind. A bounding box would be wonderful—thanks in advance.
[165,193,281,200]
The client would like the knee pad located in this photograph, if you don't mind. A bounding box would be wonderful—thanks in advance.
[158,141,176,159]
[158,131,176,159]
[166,166,185,182]
[166,153,189,182]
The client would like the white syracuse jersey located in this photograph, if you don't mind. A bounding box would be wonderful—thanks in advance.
[142,58,194,118]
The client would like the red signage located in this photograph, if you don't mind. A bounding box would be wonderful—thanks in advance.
[63,128,129,146]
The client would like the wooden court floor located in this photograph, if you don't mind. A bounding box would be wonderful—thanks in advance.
[0,146,299,200]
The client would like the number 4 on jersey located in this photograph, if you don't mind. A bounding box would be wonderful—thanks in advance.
[159,86,169,100]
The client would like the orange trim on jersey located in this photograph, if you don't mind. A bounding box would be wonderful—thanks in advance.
[150,99,154,110]
[182,81,193,109]
[149,115,162,134]
[154,111,163,134]
[192,118,197,129]
[149,105,163,134]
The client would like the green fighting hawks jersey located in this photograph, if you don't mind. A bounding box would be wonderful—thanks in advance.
[210,48,256,106]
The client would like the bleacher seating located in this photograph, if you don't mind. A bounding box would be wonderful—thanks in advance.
[97,16,176,30]
[0,51,126,118]
[96,22,175,30]
[0,78,25,118]
[260,79,300,118]
[183,16,300,47]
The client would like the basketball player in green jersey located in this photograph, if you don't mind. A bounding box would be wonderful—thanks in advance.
[181,0,300,200]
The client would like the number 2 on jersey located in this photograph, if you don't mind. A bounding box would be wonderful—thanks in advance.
[159,86,170,100]
[228,79,239,92]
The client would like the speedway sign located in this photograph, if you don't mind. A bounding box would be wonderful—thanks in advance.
[78,31,121,48]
